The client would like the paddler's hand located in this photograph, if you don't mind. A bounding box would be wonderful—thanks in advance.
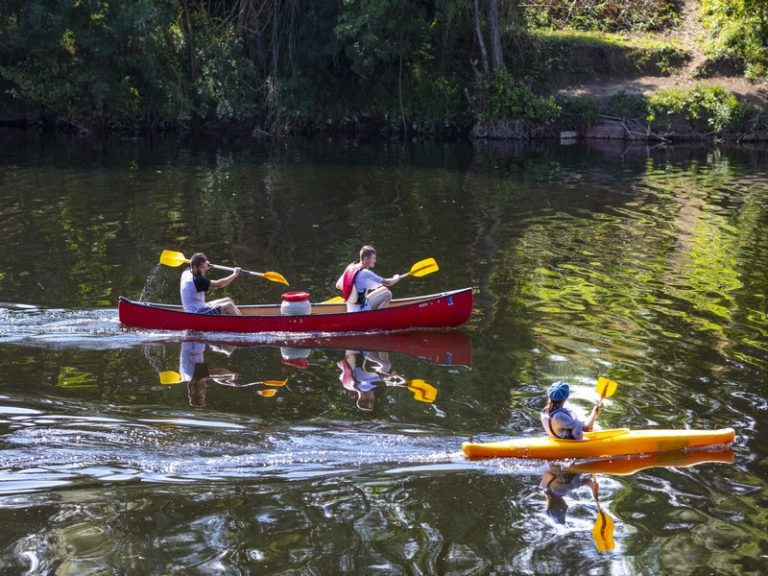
[233,267,241,278]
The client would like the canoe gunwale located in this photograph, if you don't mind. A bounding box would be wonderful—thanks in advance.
[118,287,473,334]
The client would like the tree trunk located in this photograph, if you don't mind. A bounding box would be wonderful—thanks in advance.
[473,0,490,76]
[487,0,504,71]
[179,0,199,78]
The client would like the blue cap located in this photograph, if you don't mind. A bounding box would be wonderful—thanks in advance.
[547,381,570,402]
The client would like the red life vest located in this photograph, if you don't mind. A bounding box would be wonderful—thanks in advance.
[340,262,365,302]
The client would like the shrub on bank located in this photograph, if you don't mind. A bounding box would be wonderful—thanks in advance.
[647,86,749,133]
[523,0,680,32]
[509,30,688,88]
[700,0,768,81]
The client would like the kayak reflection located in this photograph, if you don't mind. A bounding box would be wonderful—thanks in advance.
[335,350,438,412]
[540,448,734,552]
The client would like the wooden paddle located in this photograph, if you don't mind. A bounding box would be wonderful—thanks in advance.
[322,257,440,303]
[160,250,289,286]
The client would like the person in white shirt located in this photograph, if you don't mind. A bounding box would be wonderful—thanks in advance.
[180,252,242,316]
[335,245,400,312]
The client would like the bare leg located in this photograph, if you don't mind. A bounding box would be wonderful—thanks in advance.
[366,286,392,310]
[209,297,242,316]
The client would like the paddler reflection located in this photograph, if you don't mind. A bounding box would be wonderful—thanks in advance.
[540,463,595,525]
[336,350,437,411]
[178,341,238,407]
[541,448,735,552]
[160,342,283,407]
[540,463,616,552]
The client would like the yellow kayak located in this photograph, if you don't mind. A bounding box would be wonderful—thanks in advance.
[461,427,735,460]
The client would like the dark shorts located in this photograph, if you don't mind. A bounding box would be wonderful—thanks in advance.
[196,305,222,316]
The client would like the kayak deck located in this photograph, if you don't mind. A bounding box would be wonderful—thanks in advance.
[461,427,735,460]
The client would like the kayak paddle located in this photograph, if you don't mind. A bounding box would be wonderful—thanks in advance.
[323,257,440,303]
[160,249,289,286]
[596,376,618,407]
[591,479,616,552]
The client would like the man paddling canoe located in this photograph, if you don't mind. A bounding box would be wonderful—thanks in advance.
[180,252,242,316]
[336,245,400,312]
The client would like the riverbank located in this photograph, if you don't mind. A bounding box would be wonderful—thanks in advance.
[1,1,765,143]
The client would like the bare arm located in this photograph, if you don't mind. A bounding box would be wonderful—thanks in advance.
[380,274,400,287]
[209,267,241,289]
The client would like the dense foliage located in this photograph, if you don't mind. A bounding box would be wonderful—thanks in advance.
[0,0,765,136]
[700,0,768,80]
[523,0,680,32]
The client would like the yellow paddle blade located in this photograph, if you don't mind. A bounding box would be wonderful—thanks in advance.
[258,389,278,398]
[159,370,183,385]
[592,507,616,552]
[263,271,289,286]
[596,377,618,399]
[407,257,439,278]
[322,296,345,304]
[263,379,288,387]
[160,250,189,268]
[407,379,437,403]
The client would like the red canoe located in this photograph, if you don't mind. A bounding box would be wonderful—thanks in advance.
[118,288,473,334]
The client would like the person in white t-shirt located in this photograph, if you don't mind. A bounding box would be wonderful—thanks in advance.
[180,252,242,315]
[335,245,400,312]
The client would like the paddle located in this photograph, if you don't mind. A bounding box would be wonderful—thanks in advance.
[407,379,438,403]
[323,257,440,303]
[590,377,618,551]
[591,478,616,552]
[596,376,618,408]
[160,250,289,286]
[159,370,286,388]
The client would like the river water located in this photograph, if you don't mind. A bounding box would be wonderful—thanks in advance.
[0,130,766,574]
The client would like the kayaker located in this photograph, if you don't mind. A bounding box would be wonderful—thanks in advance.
[541,381,600,440]
[180,252,242,316]
[336,245,400,312]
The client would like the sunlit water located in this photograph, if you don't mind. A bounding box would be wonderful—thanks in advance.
[1,131,766,574]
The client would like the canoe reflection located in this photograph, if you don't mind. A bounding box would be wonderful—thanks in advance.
[270,329,472,367]
[541,448,735,552]
[156,330,467,409]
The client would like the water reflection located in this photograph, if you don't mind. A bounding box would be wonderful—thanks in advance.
[165,341,285,406]
[152,334,455,412]
[336,350,438,411]
[538,449,736,553]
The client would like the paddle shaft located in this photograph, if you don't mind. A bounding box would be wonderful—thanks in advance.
[209,263,266,279]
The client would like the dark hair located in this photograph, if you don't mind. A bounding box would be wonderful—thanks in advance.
[190,252,208,267]
[545,399,565,414]
[360,245,376,260]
